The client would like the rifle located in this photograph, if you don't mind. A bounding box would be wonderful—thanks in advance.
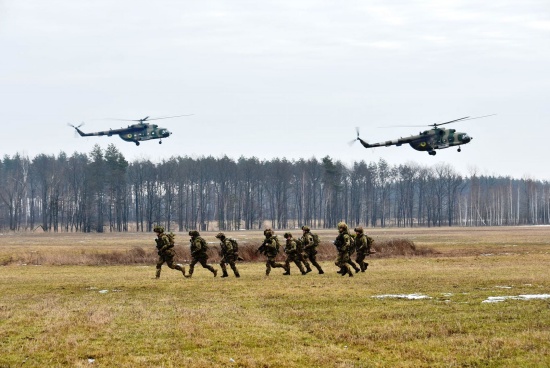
[256,240,268,254]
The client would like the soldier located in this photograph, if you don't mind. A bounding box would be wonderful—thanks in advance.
[215,232,240,278]
[300,226,324,274]
[346,235,361,274]
[153,226,186,279]
[354,226,370,272]
[333,222,354,277]
[257,228,287,276]
[185,230,218,278]
[282,233,307,275]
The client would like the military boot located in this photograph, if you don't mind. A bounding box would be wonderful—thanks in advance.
[155,268,161,279]
[221,270,229,278]
[305,266,312,273]
[235,272,241,278]
[185,267,193,278]
[213,268,218,277]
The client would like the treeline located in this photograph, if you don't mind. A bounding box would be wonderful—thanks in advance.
[1,144,549,232]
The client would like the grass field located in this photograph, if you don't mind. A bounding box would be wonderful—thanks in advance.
[1,227,550,367]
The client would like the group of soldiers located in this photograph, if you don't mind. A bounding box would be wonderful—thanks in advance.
[152,221,373,279]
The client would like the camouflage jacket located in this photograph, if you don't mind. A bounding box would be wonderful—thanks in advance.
[334,232,351,253]
[156,233,173,253]
[355,234,368,253]
[263,235,280,257]
[190,236,208,258]
[220,238,234,257]
[301,232,315,251]
[284,239,298,255]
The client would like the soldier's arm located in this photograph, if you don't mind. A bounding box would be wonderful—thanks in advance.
[159,236,170,252]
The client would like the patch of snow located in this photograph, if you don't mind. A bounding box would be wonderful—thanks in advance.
[373,293,432,300]
[98,290,109,294]
[482,294,550,303]
[495,286,512,289]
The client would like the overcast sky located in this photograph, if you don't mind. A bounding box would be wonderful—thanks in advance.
[1,1,549,179]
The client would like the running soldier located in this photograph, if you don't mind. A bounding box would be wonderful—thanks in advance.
[257,228,287,276]
[354,227,371,272]
[215,232,240,278]
[282,233,307,275]
[185,230,217,278]
[333,222,354,277]
[301,226,324,274]
[153,226,186,279]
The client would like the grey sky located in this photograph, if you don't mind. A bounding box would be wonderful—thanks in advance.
[1,1,549,179]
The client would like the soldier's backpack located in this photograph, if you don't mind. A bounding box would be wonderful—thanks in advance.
[311,233,320,247]
[167,232,176,246]
[366,235,374,253]
[199,237,209,252]
[228,238,239,254]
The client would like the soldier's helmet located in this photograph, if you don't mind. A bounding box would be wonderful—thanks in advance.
[264,228,273,237]
[188,230,200,237]
[153,226,164,233]
[354,226,364,233]
[283,232,292,239]
[215,232,225,239]
[337,222,348,231]
[301,225,310,232]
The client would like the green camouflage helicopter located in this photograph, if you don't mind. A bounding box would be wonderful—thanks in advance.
[69,115,190,146]
[352,115,494,156]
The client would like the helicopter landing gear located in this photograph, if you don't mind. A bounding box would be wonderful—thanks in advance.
[457,147,461,152]
[135,142,140,146]
[428,151,436,156]
[159,140,162,144]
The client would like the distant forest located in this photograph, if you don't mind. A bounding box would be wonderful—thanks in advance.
[1,144,549,232]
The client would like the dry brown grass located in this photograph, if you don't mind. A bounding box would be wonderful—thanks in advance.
[2,226,550,265]
[1,226,550,366]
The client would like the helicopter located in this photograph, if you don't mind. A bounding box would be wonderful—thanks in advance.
[68,115,190,146]
[352,115,494,156]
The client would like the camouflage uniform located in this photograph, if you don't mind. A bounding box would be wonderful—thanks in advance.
[154,226,186,279]
[283,233,307,275]
[216,232,240,278]
[334,222,353,277]
[258,229,287,276]
[185,230,217,278]
[346,235,361,274]
[354,227,370,272]
[301,226,324,274]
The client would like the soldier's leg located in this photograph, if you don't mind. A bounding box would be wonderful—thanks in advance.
[166,258,186,276]
[155,257,164,278]
[185,258,198,278]
[356,253,366,272]
[199,258,217,277]
[219,259,229,277]
[283,258,291,275]
[265,260,272,276]
[293,258,306,275]
[347,258,360,273]
[229,260,240,277]
[308,252,324,274]
[300,254,312,273]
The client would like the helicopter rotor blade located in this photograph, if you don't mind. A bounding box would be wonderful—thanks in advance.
[102,114,193,122]
[348,127,361,146]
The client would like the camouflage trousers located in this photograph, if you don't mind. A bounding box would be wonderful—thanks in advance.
[220,254,240,277]
[356,251,369,272]
[265,256,286,275]
[335,251,353,276]
[189,256,217,276]
[305,249,324,273]
[284,253,306,274]
[156,250,185,278]
[297,253,312,272]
